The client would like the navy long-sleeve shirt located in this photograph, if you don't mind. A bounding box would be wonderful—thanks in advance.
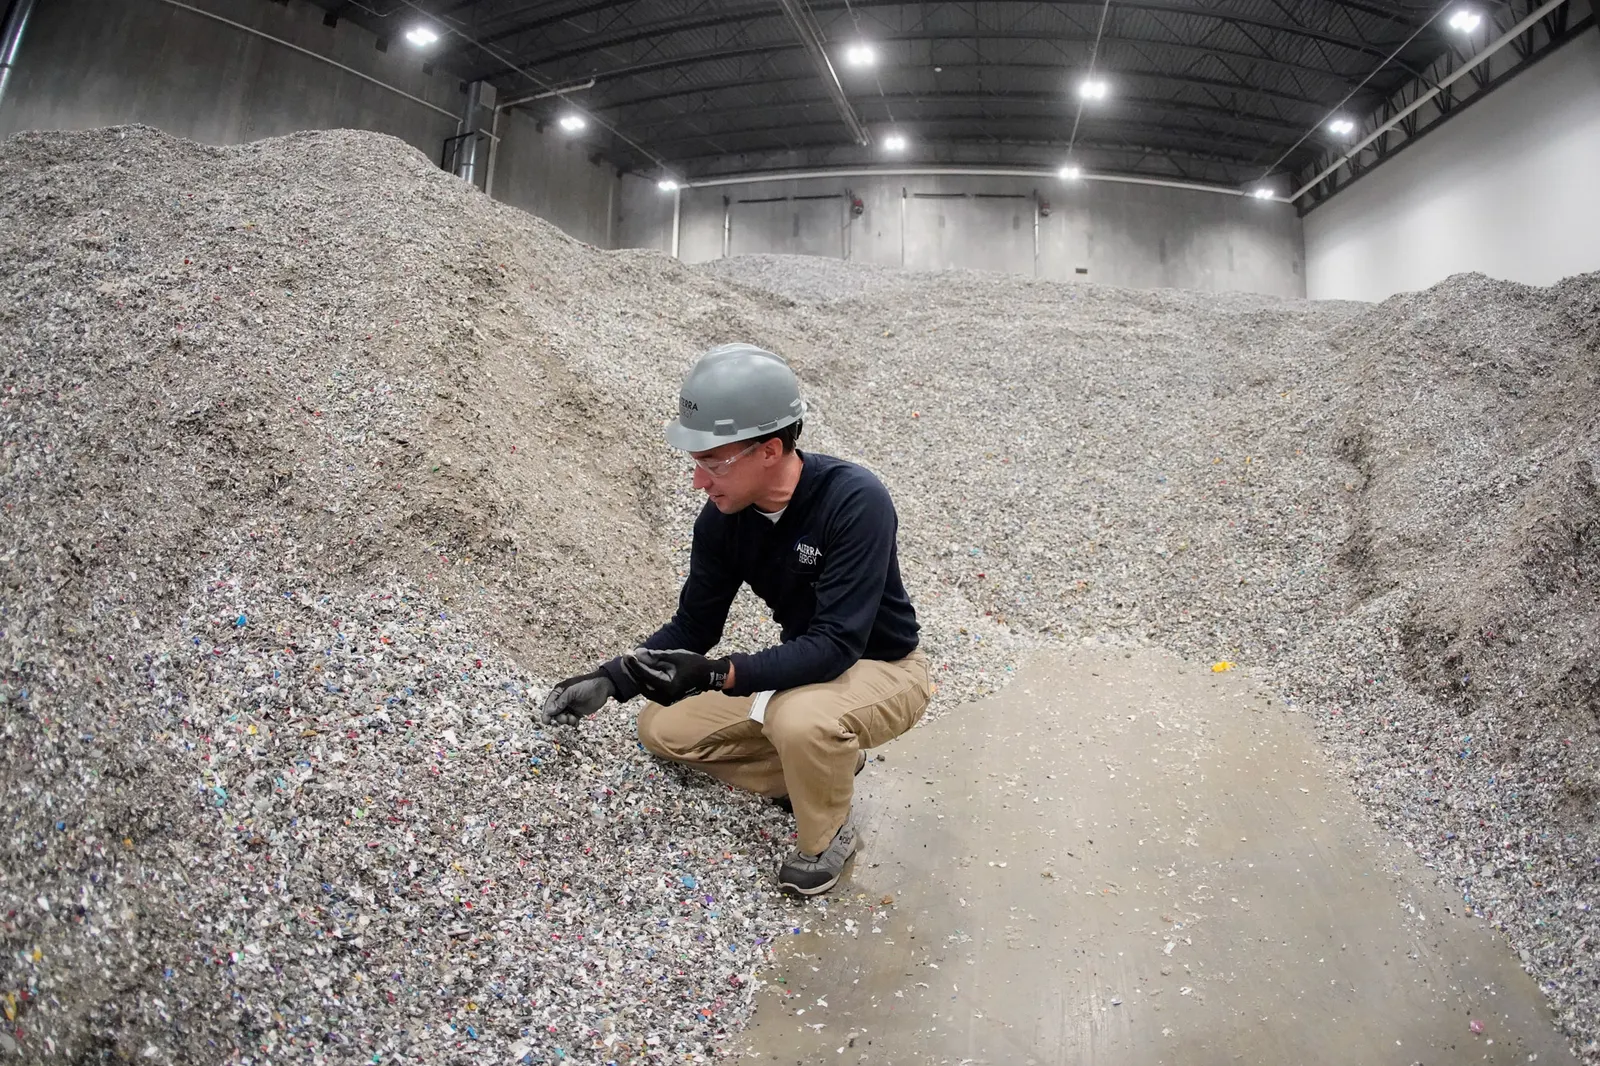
[600,450,919,699]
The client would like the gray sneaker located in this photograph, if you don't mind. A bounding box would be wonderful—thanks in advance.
[777,812,859,896]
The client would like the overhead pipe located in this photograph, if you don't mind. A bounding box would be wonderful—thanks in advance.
[0,0,37,112]
[496,78,596,112]
[484,79,596,199]
[1290,0,1569,203]
[774,0,870,146]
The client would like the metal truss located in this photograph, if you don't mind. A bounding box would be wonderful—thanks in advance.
[669,87,1306,131]
[648,113,1287,157]
[678,135,1262,185]
[458,0,1429,71]
[305,0,1521,190]
[585,41,1368,108]
[1293,0,1593,211]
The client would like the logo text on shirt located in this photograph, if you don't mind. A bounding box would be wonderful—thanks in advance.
[794,538,822,567]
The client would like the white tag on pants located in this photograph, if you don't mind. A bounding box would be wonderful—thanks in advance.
[748,689,777,725]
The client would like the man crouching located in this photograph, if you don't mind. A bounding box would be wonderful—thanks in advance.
[541,342,931,895]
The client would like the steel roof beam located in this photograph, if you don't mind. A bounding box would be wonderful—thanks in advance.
[643,114,1285,155]
[464,0,1416,73]
[473,0,1417,53]
[669,136,1257,177]
[471,32,1380,98]
[585,63,1337,118]
[603,89,1314,138]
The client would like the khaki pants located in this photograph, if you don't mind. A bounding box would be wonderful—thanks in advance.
[637,651,932,854]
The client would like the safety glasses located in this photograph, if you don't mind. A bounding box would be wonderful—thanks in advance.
[689,439,762,478]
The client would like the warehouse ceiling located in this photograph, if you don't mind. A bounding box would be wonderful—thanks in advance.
[311,0,1591,201]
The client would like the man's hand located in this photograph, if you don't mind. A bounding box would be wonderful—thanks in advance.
[542,670,616,726]
[623,648,732,706]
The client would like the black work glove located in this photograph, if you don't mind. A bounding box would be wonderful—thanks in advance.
[623,648,732,706]
[541,670,616,726]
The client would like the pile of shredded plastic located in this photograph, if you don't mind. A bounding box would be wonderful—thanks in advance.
[2,126,1597,1063]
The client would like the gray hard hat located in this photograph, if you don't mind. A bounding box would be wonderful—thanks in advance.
[665,343,807,452]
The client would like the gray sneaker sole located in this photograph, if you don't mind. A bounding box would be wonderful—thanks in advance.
[778,831,859,896]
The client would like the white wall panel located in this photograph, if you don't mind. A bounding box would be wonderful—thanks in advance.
[1305,31,1600,302]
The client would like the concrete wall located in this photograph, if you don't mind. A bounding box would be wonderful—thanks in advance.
[0,0,621,248]
[1304,29,1600,302]
[489,108,618,249]
[0,0,461,156]
[619,173,1306,297]
[618,173,676,254]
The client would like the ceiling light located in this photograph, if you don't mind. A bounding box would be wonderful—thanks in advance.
[1252,188,1275,200]
[845,43,876,67]
[882,132,908,152]
[1328,118,1355,136]
[404,26,439,47]
[658,178,680,192]
[1448,9,1482,31]
[1078,78,1110,101]
[1058,165,1082,180]
[558,114,587,133]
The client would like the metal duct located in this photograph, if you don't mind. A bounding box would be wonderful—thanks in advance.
[455,81,495,187]
[670,185,682,259]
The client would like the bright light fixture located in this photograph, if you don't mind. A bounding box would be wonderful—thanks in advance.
[1252,188,1275,200]
[658,178,680,192]
[1328,117,1355,136]
[1078,78,1109,101]
[404,26,439,47]
[1058,164,1082,180]
[558,114,587,133]
[845,43,876,67]
[882,132,908,152]
[1448,9,1482,31]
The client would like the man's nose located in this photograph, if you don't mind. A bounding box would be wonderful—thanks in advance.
[692,466,713,491]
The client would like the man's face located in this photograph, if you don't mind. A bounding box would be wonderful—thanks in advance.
[689,438,785,513]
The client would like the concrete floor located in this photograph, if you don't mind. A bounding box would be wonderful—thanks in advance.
[738,645,1570,1065]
